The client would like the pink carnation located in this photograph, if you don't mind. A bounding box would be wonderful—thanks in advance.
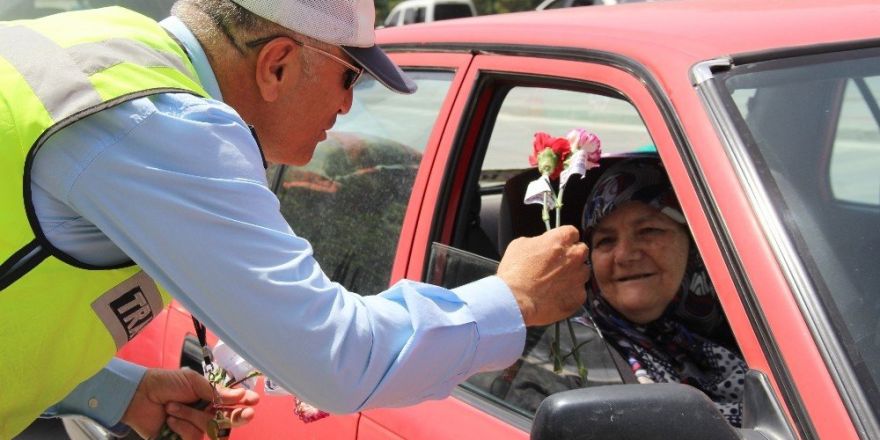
[566,128,601,169]
[294,397,330,423]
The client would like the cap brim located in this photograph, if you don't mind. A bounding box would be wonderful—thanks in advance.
[342,45,417,94]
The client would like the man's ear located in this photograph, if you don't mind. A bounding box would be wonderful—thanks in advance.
[253,38,300,102]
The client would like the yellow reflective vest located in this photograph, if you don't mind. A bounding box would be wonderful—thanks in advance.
[0,7,207,437]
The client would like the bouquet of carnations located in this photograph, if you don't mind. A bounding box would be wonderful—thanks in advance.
[523,128,601,384]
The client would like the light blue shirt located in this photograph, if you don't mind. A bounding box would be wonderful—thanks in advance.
[39,16,525,424]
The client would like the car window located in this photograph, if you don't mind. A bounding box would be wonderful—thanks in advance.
[541,0,567,9]
[830,77,880,204]
[384,9,400,27]
[720,47,880,415]
[434,4,473,20]
[482,87,654,184]
[274,71,455,295]
[403,6,427,24]
[429,84,658,418]
[541,0,596,9]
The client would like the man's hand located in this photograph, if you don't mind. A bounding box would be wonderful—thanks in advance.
[497,226,590,326]
[121,368,259,440]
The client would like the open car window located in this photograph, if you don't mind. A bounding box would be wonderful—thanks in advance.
[431,82,664,418]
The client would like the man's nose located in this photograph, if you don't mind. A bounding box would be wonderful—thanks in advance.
[338,87,354,115]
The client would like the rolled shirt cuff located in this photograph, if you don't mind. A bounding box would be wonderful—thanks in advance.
[453,275,526,375]
[44,358,146,431]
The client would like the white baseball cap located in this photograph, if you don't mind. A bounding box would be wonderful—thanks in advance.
[231,0,417,94]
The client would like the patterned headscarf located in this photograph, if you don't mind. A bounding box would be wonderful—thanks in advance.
[580,157,747,426]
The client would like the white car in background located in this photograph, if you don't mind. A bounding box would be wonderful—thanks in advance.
[536,0,652,9]
[383,0,476,27]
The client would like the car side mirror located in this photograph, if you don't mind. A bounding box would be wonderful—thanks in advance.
[531,383,741,440]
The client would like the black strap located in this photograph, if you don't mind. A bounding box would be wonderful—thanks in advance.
[191,316,214,367]
[248,125,268,170]
[0,240,50,291]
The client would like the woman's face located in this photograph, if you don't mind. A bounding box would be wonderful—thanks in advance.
[590,201,690,324]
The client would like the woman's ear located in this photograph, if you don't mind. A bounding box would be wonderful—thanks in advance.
[253,38,300,102]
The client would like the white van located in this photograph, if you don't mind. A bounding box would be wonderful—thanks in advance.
[383,0,476,27]
[535,0,651,9]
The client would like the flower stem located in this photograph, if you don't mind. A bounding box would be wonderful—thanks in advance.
[566,318,588,385]
[552,322,562,373]
[556,185,565,228]
[226,370,263,388]
[541,192,551,231]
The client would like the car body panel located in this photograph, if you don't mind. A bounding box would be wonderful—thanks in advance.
[378,0,878,63]
[362,396,528,439]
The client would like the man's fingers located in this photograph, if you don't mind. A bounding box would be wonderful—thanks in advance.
[566,242,589,262]
[180,368,217,402]
[216,386,260,406]
[166,417,205,440]
[229,407,256,427]
[548,225,581,243]
[167,402,214,431]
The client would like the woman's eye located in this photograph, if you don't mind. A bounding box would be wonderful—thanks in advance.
[639,227,664,237]
[593,237,614,249]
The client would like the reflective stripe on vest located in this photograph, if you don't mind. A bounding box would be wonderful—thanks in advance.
[0,7,208,437]
[0,25,197,121]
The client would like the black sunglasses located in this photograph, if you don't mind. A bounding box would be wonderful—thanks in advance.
[245,35,364,90]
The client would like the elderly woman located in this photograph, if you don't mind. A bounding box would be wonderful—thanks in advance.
[581,157,747,427]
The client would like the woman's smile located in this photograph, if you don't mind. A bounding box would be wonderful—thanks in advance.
[615,272,656,283]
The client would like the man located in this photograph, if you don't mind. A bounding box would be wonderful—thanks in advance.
[0,0,590,438]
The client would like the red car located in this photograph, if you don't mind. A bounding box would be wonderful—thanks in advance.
[20,0,880,439]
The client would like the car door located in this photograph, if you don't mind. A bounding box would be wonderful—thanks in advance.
[356,49,778,439]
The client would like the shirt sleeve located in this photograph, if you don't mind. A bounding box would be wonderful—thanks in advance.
[33,93,525,413]
[42,358,144,435]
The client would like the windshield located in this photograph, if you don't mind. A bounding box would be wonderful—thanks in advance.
[718,47,880,412]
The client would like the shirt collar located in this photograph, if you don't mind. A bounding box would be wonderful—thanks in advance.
[160,16,224,101]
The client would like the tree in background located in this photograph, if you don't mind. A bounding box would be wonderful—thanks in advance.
[375,0,545,22]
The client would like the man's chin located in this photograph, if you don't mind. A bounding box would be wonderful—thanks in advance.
[268,143,318,166]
